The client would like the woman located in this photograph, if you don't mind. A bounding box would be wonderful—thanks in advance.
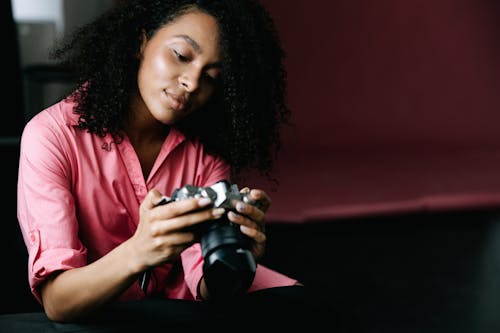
[16,0,302,324]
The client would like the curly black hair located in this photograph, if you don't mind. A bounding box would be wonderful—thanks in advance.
[50,0,290,180]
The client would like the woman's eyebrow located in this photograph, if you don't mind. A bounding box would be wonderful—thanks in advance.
[175,34,202,53]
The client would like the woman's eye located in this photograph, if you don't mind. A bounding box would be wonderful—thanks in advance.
[203,73,216,82]
[203,73,221,84]
[173,50,188,62]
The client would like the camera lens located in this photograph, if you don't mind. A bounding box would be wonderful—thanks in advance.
[200,217,256,301]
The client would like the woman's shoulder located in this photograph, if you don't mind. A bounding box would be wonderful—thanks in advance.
[27,98,79,127]
[23,98,79,135]
[20,98,80,150]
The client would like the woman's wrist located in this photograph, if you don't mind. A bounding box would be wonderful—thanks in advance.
[197,277,210,300]
[117,239,147,277]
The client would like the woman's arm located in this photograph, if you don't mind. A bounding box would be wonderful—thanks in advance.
[40,239,141,322]
[40,190,224,322]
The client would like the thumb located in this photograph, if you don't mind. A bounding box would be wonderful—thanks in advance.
[142,188,166,209]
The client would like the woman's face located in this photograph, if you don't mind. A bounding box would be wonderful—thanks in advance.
[136,8,222,125]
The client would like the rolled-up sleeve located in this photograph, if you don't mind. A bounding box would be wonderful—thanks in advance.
[17,116,87,304]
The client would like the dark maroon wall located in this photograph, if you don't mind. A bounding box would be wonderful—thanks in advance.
[262,0,500,151]
[251,0,500,223]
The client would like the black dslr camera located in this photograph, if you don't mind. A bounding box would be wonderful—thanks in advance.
[140,180,258,301]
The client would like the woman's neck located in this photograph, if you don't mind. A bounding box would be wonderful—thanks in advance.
[124,94,170,179]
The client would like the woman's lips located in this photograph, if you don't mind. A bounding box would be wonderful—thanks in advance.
[164,91,187,111]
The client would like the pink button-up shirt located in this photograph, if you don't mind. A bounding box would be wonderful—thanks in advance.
[17,99,298,304]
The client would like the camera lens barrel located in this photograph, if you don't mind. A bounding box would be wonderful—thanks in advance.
[200,217,257,300]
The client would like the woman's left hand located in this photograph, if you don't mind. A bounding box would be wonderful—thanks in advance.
[227,187,270,261]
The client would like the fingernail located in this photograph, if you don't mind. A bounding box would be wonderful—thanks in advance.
[212,208,225,217]
[240,225,251,233]
[198,197,212,206]
[236,202,246,212]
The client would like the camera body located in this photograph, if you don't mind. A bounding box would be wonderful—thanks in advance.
[161,180,258,301]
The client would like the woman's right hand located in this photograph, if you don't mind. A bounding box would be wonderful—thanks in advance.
[128,189,225,274]
[39,189,224,322]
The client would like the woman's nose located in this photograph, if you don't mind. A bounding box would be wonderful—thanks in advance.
[179,68,200,93]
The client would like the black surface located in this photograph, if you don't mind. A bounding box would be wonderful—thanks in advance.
[0,286,333,332]
[261,210,500,333]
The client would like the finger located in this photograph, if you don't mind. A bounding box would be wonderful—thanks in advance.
[240,187,251,194]
[246,188,271,213]
[153,207,226,235]
[235,200,265,222]
[152,196,213,220]
[142,189,165,210]
[240,224,267,244]
[227,211,265,233]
